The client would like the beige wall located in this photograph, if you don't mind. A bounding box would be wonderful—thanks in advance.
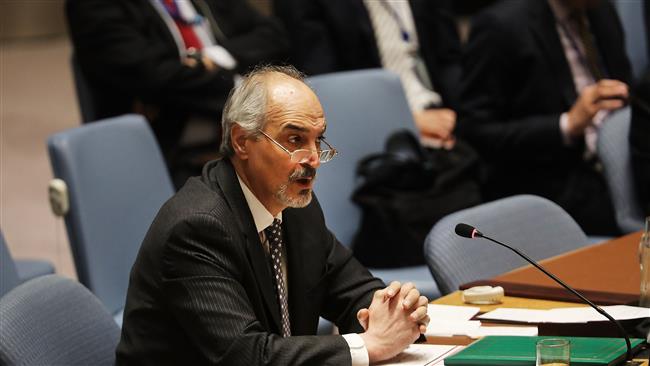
[1,0,67,40]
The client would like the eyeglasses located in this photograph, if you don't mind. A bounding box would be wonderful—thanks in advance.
[258,129,338,164]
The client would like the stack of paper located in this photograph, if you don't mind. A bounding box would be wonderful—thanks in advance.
[426,304,538,338]
[426,304,481,337]
[478,305,650,323]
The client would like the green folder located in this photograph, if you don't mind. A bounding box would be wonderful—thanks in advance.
[445,336,644,366]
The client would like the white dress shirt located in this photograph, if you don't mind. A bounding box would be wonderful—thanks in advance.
[236,174,370,366]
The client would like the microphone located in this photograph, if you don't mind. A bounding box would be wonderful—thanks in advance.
[455,223,634,362]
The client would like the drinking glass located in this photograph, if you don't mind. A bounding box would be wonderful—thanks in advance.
[536,338,570,366]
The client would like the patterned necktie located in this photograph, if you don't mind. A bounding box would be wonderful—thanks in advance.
[264,219,291,337]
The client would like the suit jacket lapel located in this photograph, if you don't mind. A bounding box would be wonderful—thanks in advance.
[528,0,577,107]
[283,207,313,335]
[212,159,283,332]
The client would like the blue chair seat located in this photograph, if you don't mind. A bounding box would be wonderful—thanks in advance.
[0,275,120,365]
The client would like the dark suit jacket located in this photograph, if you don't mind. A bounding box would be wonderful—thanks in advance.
[457,0,631,233]
[116,159,384,365]
[631,70,650,216]
[66,0,289,153]
[273,0,462,108]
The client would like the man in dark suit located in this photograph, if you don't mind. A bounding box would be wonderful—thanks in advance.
[458,0,632,235]
[631,1,650,216]
[66,0,289,186]
[116,65,430,365]
[274,0,460,147]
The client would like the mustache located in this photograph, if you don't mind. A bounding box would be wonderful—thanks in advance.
[289,165,316,181]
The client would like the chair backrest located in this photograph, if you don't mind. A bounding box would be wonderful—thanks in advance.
[613,0,648,80]
[307,69,417,247]
[47,114,174,315]
[0,230,20,298]
[0,275,120,366]
[424,195,590,295]
[597,107,645,233]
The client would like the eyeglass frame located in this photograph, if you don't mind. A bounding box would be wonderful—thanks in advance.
[257,129,338,163]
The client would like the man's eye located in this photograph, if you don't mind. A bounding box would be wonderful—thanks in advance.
[288,136,301,144]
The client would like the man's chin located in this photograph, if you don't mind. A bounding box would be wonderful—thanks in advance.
[286,189,312,208]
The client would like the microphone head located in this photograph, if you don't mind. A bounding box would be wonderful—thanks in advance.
[455,223,482,239]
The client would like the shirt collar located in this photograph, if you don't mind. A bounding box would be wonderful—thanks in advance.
[236,173,282,233]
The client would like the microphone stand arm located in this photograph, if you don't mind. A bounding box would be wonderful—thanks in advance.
[481,234,633,361]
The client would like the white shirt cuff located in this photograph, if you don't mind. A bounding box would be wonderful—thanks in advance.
[202,45,237,70]
[559,112,573,145]
[342,333,369,366]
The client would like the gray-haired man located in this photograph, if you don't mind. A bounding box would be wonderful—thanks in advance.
[116,65,430,365]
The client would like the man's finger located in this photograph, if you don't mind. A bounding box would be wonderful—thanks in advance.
[384,281,402,300]
[402,288,420,309]
[409,306,428,322]
[595,99,625,111]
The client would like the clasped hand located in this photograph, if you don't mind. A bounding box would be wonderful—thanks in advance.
[357,281,430,364]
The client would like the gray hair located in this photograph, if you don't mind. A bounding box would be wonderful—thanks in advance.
[219,64,305,157]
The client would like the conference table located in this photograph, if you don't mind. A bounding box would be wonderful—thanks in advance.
[427,231,649,363]
[459,231,643,305]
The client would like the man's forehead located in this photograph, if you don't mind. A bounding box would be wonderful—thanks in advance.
[278,119,327,132]
[264,74,326,130]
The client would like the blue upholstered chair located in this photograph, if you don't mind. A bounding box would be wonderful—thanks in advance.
[598,107,645,233]
[613,0,648,80]
[0,230,55,297]
[424,195,590,295]
[0,275,120,365]
[308,69,440,300]
[0,231,21,298]
[47,114,174,325]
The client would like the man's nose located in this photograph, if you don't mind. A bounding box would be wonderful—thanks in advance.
[301,150,321,168]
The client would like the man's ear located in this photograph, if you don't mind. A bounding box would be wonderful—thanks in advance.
[231,124,249,159]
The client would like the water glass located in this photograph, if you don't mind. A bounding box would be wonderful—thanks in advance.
[536,338,570,366]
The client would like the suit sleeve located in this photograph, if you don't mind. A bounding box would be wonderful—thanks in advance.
[458,11,571,162]
[273,0,341,75]
[318,230,385,334]
[412,0,462,109]
[160,213,355,365]
[210,0,290,73]
[631,71,650,216]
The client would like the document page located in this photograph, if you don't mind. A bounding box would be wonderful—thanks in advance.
[376,344,464,366]
[479,305,650,323]
[426,304,538,337]
[426,304,481,336]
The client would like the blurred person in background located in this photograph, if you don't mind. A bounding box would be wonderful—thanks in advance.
[630,0,650,216]
[66,0,289,187]
[458,0,632,235]
[274,0,461,149]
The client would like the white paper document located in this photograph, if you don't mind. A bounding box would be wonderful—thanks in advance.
[427,304,480,321]
[479,305,650,323]
[425,304,538,337]
[425,304,481,337]
[376,344,464,366]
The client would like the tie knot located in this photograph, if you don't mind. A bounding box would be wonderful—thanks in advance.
[268,218,281,231]
[265,219,282,241]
